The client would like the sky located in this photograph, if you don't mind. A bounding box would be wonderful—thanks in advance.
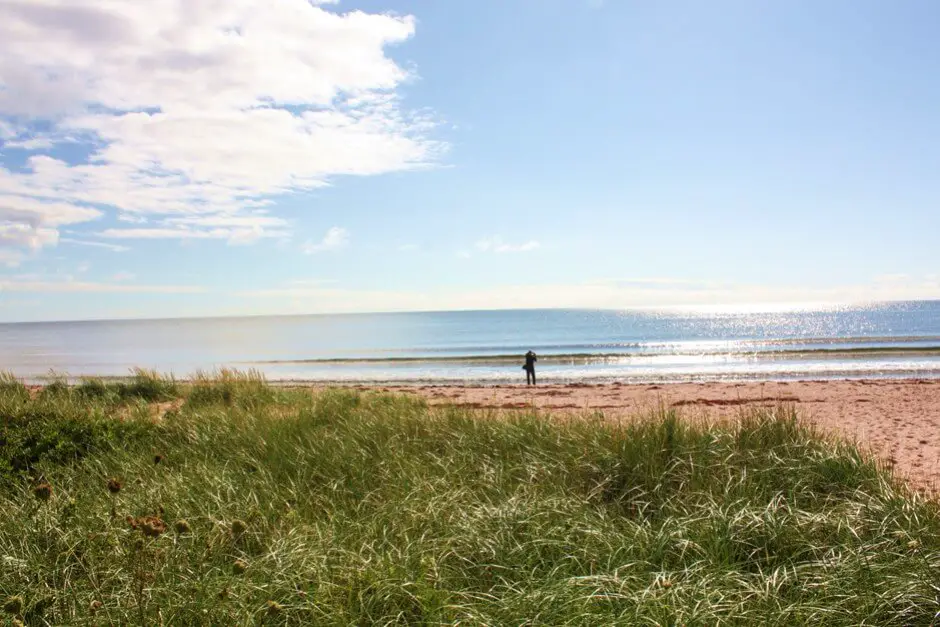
[0,0,939,322]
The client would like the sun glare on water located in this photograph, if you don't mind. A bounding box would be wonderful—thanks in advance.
[655,301,859,315]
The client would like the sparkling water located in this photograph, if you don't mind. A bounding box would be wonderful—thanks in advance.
[2,301,939,383]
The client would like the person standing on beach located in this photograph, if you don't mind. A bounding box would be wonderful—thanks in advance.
[524,350,538,385]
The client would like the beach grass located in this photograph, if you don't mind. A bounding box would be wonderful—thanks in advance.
[0,371,938,625]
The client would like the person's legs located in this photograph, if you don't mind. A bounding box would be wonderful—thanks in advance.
[526,369,533,385]
[532,369,536,385]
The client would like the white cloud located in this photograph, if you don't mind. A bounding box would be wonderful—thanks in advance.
[168,215,288,229]
[303,227,350,254]
[0,222,59,251]
[59,237,129,253]
[0,195,102,263]
[0,279,203,294]
[99,213,291,245]
[100,228,218,240]
[112,271,135,282]
[590,277,721,289]
[3,136,58,150]
[475,236,541,254]
[873,273,910,284]
[0,0,442,253]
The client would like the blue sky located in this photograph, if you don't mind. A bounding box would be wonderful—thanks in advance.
[0,0,938,321]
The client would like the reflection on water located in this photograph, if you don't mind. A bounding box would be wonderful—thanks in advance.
[0,302,939,383]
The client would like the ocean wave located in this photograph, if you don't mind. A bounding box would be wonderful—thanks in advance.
[279,336,940,358]
[246,344,940,366]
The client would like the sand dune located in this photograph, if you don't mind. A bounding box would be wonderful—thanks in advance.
[366,379,940,493]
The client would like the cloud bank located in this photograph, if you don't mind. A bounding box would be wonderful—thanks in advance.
[0,0,441,261]
[237,274,940,315]
[0,279,203,294]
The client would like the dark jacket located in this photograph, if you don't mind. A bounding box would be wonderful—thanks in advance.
[524,351,537,371]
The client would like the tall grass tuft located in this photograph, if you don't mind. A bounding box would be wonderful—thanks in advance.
[186,368,275,409]
[0,372,937,624]
[0,372,29,405]
[77,369,178,404]
[121,368,178,402]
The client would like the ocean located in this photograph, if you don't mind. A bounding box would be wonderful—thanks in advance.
[2,301,940,384]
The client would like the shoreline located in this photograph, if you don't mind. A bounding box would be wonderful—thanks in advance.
[28,372,940,386]
[241,345,940,364]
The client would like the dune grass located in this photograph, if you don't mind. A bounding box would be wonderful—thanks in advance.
[0,371,939,625]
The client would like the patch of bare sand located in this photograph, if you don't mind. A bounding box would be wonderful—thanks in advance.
[373,379,940,493]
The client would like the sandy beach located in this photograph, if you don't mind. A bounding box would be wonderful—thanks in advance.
[361,379,940,492]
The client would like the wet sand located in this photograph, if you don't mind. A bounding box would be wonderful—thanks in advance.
[360,379,940,493]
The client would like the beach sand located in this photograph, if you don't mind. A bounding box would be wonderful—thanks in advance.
[360,379,940,493]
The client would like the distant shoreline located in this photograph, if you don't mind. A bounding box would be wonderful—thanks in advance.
[241,346,940,365]
[16,372,940,387]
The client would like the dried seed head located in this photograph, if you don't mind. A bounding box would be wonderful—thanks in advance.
[266,600,283,615]
[89,600,103,614]
[233,559,248,575]
[33,482,53,502]
[174,519,191,535]
[3,596,24,615]
[107,478,122,494]
[139,516,167,538]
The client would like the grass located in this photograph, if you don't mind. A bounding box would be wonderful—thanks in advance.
[0,371,939,625]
